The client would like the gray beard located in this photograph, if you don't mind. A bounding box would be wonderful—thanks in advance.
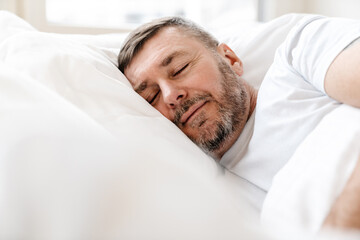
[173,57,247,157]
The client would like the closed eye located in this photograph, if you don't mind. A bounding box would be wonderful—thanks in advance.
[173,63,189,77]
[149,91,160,105]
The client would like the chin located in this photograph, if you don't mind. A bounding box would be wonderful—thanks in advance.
[189,121,231,157]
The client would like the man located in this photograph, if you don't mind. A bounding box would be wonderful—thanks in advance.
[118,17,257,160]
[118,16,360,229]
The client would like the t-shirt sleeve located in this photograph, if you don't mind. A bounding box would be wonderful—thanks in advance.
[280,16,360,94]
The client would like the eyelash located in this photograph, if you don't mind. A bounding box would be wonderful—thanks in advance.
[173,63,189,77]
[149,91,159,104]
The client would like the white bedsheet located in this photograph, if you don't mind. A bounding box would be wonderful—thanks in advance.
[262,104,360,234]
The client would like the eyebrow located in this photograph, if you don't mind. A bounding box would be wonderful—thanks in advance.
[160,50,187,67]
[134,81,147,94]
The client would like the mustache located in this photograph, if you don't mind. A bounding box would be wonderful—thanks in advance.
[173,93,212,127]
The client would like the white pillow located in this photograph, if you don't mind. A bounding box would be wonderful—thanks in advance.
[0,10,36,42]
[211,13,308,89]
[1,62,269,239]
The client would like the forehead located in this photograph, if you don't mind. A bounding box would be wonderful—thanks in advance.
[124,27,208,84]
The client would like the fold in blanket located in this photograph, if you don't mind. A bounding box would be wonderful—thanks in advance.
[262,104,360,233]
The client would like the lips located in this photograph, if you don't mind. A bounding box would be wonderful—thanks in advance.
[180,100,207,124]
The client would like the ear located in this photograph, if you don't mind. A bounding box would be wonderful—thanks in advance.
[216,43,243,76]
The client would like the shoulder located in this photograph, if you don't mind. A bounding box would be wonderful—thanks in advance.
[278,15,325,61]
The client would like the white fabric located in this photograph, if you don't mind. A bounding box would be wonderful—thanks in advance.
[0,10,274,239]
[262,104,360,233]
[0,64,265,239]
[260,15,360,234]
[0,10,36,41]
[221,15,360,209]
[211,13,307,89]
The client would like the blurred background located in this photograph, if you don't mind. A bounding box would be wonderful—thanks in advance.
[1,0,360,34]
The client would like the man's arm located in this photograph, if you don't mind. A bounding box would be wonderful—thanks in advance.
[322,40,360,229]
[325,39,360,108]
[323,155,360,229]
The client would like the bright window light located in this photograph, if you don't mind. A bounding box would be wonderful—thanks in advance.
[46,0,259,29]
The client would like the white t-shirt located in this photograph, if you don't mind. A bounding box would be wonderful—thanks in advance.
[220,15,360,211]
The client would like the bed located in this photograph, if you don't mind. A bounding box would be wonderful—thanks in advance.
[1,10,360,239]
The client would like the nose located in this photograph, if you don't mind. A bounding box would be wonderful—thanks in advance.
[160,81,186,109]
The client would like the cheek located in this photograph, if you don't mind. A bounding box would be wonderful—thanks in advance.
[155,104,174,121]
[188,70,222,94]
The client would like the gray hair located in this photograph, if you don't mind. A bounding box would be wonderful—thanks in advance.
[118,16,219,73]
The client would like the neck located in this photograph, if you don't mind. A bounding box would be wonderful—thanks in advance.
[247,85,258,119]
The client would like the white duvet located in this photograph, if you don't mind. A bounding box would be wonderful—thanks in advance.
[1,10,360,239]
[262,104,360,234]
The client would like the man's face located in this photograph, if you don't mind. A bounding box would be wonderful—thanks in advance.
[124,27,250,158]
